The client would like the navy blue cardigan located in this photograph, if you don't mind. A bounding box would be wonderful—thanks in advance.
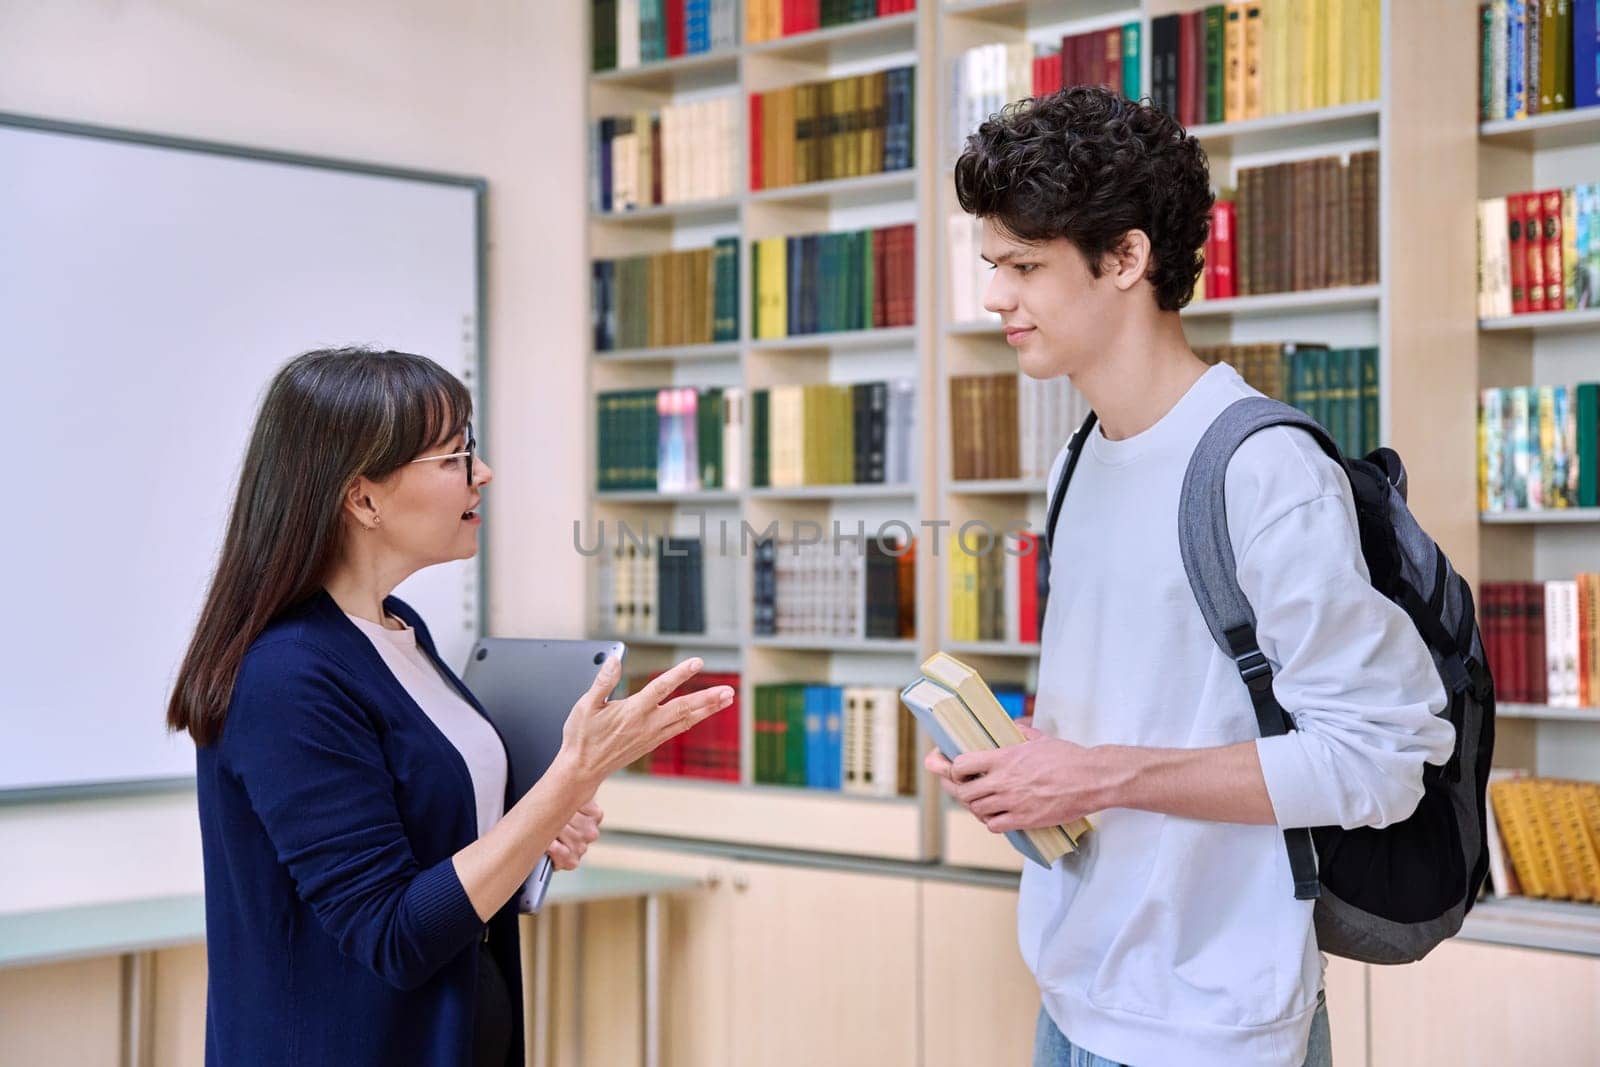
[196,589,522,1066]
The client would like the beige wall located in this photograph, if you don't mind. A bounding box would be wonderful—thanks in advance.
[0,0,588,912]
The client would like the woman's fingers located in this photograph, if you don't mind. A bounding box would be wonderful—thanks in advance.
[579,655,622,707]
[655,686,734,737]
[635,657,705,707]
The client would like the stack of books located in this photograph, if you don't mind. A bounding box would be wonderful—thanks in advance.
[901,652,1093,867]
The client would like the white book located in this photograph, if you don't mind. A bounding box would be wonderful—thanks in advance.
[1004,537,1021,645]
[596,543,615,635]
[721,386,744,491]
[704,548,739,638]
[842,686,869,794]
[947,213,976,324]
[1490,1,1509,121]
[617,0,640,69]
[1482,197,1513,318]
[1556,580,1581,708]
[887,379,916,485]
[1546,581,1565,707]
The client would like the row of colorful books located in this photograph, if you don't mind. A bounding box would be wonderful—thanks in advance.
[753,683,918,796]
[592,239,739,352]
[752,534,915,639]
[596,536,740,639]
[746,0,914,44]
[590,98,739,213]
[948,532,1046,645]
[1197,344,1381,458]
[1482,578,1600,709]
[751,381,916,489]
[750,66,915,190]
[596,387,746,492]
[1486,773,1600,902]
[591,0,739,71]
[945,30,1141,162]
[751,224,915,339]
[1477,187,1600,317]
[947,373,1091,484]
[1197,150,1380,300]
[1478,384,1600,512]
[630,670,743,781]
[1151,0,1380,129]
[1479,1,1600,122]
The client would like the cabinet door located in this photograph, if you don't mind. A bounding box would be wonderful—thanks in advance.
[1368,939,1600,1065]
[922,882,1037,1067]
[728,861,920,1067]
[1322,955,1368,1067]
[570,841,735,1067]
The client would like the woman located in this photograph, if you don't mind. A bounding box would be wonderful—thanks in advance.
[167,347,731,1066]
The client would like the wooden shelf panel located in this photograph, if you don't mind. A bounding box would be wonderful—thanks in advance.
[1496,703,1600,723]
[749,484,916,501]
[1188,101,1382,156]
[590,50,740,93]
[942,0,1137,29]
[1480,508,1600,525]
[594,632,744,650]
[749,169,917,209]
[1480,308,1600,334]
[942,805,1024,872]
[593,342,741,364]
[1463,897,1600,957]
[594,489,741,504]
[748,635,920,653]
[943,640,1040,658]
[596,774,927,860]
[1182,285,1382,319]
[749,326,917,352]
[590,196,740,226]
[1481,109,1600,151]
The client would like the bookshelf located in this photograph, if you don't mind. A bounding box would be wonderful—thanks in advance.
[587,5,940,862]
[1475,6,1600,931]
[584,5,1600,964]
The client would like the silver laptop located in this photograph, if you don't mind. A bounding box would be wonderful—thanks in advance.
[462,636,626,912]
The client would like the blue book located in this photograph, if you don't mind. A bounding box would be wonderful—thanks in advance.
[1577,0,1600,108]
[803,686,828,789]
[1510,1,1528,118]
[824,688,843,790]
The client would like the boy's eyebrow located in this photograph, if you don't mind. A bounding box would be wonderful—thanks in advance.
[981,250,1030,265]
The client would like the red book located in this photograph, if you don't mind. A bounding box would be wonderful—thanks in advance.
[1523,192,1547,313]
[1542,189,1564,311]
[1049,53,1062,93]
[666,0,686,57]
[749,94,764,191]
[901,223,917,324]
[1018,532,1040,643]
[1212,199,1237,298]
[872,227,887,327]
[1059,33,1078,87]
[1032,55,1047,98]
[1508,198,1529,314]
[782,0,796,36]
[1178,16,1196,123]
[1528,582,1549,705]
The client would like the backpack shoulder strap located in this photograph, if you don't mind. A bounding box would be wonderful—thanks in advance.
[1179,395,1347,903]
[1043,411,1099,561]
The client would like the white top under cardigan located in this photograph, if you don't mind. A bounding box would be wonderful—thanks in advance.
[347,612,507,839]
[1019,363,1454,1067]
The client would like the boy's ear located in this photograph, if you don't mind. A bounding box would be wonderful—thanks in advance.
[1108,229,1153,292]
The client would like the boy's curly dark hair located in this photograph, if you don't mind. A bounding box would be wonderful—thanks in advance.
[954,86,1213,312]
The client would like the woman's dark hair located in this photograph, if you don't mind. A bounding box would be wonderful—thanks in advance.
[167,348,472,745]
[953,85,1214,311]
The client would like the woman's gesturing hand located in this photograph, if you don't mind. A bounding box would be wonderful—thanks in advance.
[548,801,603,871]
[559,656,734,787]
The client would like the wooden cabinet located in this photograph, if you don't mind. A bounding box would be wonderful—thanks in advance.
[921,881,1037,1067]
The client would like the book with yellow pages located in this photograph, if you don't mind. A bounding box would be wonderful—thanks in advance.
[901,652,1092,868]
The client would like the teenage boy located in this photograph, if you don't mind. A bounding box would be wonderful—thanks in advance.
[928,86,1454,1067]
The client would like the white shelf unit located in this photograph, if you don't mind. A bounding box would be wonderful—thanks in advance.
[587,12,939,862]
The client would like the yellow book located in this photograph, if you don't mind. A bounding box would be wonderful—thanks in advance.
[1264,0,1289,116]
[756,237,786,340]
[1538,780,1587,901]
[1324,0,1344,107]
[1308,0,1326,109]
[1245,3,1264,119]
[1293,0,1315,111]
[1517,778,1567,898]
[1490,779,1545,897]
[1340,0,1362,105]
[1557,782,1600,901]
[1225,4,1247,122]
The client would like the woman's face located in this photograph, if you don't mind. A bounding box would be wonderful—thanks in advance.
[372,425,494,567]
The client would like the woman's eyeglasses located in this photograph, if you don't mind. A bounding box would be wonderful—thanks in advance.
[409,421,475,486]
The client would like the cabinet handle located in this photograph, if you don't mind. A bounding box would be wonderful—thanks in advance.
[702,872,722,891]
[732,874,749,893]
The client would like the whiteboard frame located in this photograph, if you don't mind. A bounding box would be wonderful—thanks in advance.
[0,111,489,804]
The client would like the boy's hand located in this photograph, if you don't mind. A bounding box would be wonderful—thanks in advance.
[927,726,1117,834]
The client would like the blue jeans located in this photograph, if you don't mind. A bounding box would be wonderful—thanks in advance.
[1032,989,1331,1067]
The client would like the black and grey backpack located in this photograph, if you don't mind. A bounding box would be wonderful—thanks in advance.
[1041,395,1496,964]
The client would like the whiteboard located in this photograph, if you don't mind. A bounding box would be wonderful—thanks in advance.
[0,115,485,797]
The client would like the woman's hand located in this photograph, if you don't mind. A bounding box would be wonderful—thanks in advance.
[548,800,603,871]
[558,656,734,791]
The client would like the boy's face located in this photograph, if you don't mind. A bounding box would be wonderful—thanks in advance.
[979,219,1119,382]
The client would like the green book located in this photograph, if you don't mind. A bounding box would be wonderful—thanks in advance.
[1360,348,1381,456]
[1322,350,1347,452]
[785,685,807,787]
[1578,382,1599,507]
[1205,6,1227,125]
[752,388,770,488]
[1122,21,1142,99]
